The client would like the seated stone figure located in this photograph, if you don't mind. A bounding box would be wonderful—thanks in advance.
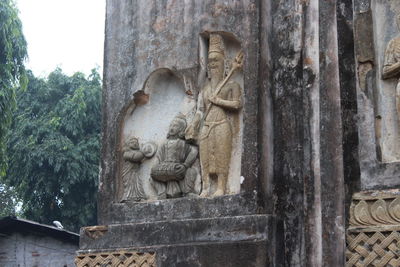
[151,114,199,199]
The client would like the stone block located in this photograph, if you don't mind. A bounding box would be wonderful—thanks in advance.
[77,214,277,266]
[99,192,261,225]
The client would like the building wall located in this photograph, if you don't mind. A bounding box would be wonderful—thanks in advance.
[0,232,77,267]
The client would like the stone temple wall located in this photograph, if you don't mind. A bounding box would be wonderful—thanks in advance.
[77,1,275,266]
[75,0,400,266]
[345,1,400,266]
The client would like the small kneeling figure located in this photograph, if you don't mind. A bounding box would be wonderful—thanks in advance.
[151,114,199,199]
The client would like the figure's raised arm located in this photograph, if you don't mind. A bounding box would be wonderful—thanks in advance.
[209,82,242,111]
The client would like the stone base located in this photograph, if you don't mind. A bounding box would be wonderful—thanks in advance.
[77,214,277,267]
[99,193,261,225]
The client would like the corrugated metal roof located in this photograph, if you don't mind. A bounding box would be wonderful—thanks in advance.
[0,216,79,244]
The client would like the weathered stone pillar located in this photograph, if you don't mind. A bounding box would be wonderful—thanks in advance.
[268,0,349,265]
[319,1,346,265]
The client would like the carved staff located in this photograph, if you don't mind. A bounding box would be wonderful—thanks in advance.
[203,50,244,119]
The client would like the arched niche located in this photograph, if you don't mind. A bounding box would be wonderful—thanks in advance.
[117,68,196,201]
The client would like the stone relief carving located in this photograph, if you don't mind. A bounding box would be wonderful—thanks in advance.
[382,14,400,155]
[373,6,400,162]
[117,32,243,201]
[151,114,199,199]
[75,250,156,267]
[349,191,400,227]
[120,136,157,202]
[186,33,243,197]
[346,190,400,267]
[118,69,197,201]
[382,15,400,82]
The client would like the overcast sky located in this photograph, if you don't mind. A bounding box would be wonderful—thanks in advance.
[16,0,106,77]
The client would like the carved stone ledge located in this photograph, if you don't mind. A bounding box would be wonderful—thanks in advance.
[346,190,400,267]
[349,189,400,229]
[75,250,156,267]
[84,225,108,239]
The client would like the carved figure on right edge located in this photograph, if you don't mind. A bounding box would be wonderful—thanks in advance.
[383,14,400,121]
[186,33,243,197]
[151,114,199,199]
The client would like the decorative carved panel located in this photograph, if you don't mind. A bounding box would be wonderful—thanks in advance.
[346,190,400,267]
[115,32,244,202]
[75,250,156,267]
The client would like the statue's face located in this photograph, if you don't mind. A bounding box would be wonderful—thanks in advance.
[128,138,139,149]
[208,52,224,78]
[168,119,184,137]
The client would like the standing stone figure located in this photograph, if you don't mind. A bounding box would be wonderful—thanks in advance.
[186,33,243,197]
[151,114,199,199]
[120,136,146,202]
[383,14,400,121]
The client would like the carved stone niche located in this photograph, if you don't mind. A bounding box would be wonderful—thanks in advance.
[117,69,199,202]
[354,0,400,189]
[116,32,245,202]
[374,2,400,163]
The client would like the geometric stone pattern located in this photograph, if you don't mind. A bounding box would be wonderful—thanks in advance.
[75,251,156,267]
[346,231,400,267]
[346,190,400,267]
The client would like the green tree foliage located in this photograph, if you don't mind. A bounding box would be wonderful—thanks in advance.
[4,69,101,231]
[0,0,27,176]
[0,184,19,217]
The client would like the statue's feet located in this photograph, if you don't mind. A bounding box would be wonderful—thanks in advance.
[156,194,167,200]
[211,189,224,197]
[200,189,209,197]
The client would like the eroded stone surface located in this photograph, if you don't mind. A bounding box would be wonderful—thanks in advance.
[100,0,260,213]
[354,0,400,190]
[118,69,197,200]
[374,1,400,163]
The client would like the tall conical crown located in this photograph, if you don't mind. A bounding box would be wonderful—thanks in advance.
[209,33,225,56]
